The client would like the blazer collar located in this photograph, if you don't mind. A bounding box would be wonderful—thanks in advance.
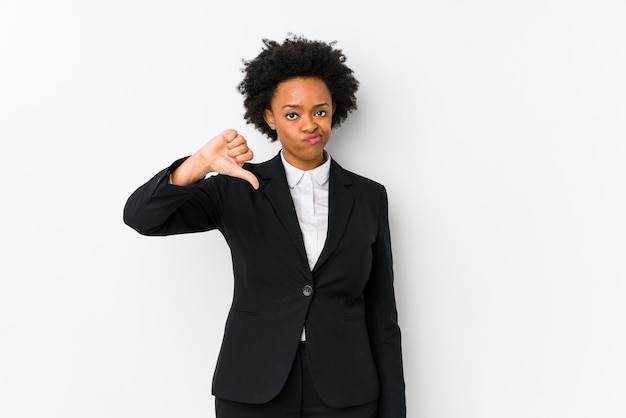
[281,150,331,188]
[255,152,354,273]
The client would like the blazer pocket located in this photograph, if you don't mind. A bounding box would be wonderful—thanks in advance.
[343,314,365,323]
[233,308,261,317]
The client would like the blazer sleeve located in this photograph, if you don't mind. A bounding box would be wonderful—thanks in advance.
[123,157,225,236]
[364,186,407,417]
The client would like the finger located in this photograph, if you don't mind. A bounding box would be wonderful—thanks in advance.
[222,129,238,142]
[233,149,254,165]
[227,143,252,159]
[232,166,259,190]
[226,134,247,150]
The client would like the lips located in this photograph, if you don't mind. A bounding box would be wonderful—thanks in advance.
[304,134,322,144]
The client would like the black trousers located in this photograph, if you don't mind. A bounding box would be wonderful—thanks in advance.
[215,342,378,418]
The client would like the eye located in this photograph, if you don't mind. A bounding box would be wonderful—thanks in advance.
[285,112,298,120]
[315,110,328,117]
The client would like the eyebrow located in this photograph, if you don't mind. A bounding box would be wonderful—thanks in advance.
[280,102,331,110]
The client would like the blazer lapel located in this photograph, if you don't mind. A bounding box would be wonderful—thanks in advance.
[255,154,355,273]
[313,160,354,272]
[256,154,308,265]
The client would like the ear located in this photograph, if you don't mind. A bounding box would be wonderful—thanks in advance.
[263,109,276,130]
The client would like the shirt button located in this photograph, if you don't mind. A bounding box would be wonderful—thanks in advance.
[302,285,313,297]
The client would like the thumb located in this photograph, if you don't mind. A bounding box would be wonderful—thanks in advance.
[232,166,259,190]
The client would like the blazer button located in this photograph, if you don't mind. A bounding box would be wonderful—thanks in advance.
[302,285,313,297]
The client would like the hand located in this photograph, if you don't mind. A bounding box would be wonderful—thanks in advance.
[172,129,259,189]
[199,129,259,189]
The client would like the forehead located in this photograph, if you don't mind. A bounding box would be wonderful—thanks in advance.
[272,77,332,105]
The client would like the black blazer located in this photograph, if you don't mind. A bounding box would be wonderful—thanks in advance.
[123,152,406,417]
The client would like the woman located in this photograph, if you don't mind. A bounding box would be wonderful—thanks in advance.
[123,34,406,418]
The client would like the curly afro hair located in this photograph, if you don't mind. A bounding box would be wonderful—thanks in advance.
[237,34,359,142]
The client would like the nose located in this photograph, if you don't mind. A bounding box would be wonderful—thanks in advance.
[301,114,318,132]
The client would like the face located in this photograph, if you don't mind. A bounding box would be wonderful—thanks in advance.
[264,77,334,171]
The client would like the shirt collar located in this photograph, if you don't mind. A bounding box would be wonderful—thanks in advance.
[281,150,331,188]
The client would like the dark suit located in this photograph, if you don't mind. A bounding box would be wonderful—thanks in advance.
[123,152,406,417]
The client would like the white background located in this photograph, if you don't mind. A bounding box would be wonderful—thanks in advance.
[1,1,625,417]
